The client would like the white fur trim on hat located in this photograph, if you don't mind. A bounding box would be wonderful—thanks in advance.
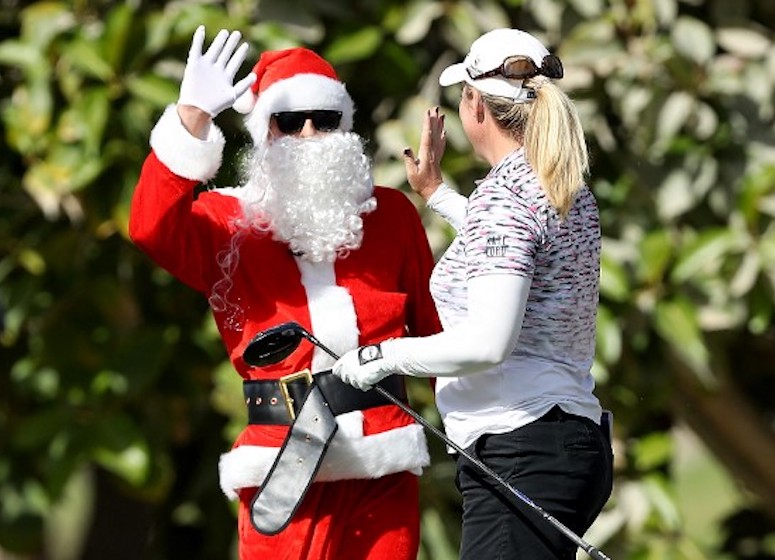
[243,73,355,147]
[150,104,225,182]
[233,88,257,114]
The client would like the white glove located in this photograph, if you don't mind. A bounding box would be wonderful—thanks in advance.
[178,26,256,117]
[333,342,395,391]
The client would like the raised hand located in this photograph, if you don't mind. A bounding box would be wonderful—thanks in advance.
[402,106,446,201]
[178,26,256,118]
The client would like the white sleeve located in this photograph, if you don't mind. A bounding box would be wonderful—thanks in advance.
[426,183,468,232]
[386,273,531,377]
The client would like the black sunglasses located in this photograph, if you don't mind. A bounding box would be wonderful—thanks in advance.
[467,54,564,81]
[271,110,343,135]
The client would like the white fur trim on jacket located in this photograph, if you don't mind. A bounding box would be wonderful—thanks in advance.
[149,105,225,182]
[295,258,359,372]
[218,411,430,500]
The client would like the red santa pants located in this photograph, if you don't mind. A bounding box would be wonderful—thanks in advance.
[237,471,420,560]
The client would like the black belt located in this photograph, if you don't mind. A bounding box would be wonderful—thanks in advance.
[244,370,407,425]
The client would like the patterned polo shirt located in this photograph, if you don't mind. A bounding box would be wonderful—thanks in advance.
[429,148,602,448]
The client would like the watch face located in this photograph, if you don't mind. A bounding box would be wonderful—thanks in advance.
[358,344,383,365]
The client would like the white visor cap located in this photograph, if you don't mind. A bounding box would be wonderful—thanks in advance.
[439,28,551,101]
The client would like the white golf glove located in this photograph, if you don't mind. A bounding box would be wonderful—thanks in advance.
[178,26,256,117]
[333,342,396,391]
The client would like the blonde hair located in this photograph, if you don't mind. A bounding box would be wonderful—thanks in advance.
[480,77,589,217]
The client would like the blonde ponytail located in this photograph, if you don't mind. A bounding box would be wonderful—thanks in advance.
[482,80,588,218]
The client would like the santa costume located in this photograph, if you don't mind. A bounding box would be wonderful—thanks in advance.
[129,47,440,559]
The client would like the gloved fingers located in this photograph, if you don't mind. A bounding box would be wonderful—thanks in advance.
[203,28,230,63]
[342,368,373,392]
[187,25,206,62]
[333,348,383,392]
[217,30,243,69]
[233,70,257,99]
[226,41,251,78]
[352,379,374,392]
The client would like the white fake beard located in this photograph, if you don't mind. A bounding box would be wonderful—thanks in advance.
[239,132,376,262]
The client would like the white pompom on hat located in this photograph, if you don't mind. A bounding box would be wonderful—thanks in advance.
[233,47,355,147]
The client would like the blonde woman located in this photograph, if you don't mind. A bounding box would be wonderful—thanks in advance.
[334,28,613,559]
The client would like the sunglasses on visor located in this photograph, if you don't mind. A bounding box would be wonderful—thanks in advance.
[272,110,343,135]
[467,54,564,81]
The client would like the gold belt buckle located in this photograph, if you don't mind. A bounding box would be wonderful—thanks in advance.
[278,369,313,420]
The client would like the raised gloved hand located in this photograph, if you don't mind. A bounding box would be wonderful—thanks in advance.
[332,342,395,391]
[178,26,256,117]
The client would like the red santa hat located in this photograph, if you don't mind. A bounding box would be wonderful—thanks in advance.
[233,48,355,146]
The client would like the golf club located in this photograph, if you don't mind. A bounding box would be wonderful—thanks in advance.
[245,321,612,560]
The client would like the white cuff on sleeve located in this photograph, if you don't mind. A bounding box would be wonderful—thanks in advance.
[426,183,468,231]
[149,104,225,182]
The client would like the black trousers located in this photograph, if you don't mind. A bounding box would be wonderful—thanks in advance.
[455,406,613,560]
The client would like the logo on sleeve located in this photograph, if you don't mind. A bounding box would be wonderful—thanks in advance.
[485,235,507,257]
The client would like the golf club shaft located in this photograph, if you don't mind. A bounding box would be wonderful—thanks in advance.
[302,332,611,560]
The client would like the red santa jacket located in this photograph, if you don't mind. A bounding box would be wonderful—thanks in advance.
[129,108,441,499]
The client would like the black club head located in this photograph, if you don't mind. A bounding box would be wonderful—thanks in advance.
[243,322,306,366]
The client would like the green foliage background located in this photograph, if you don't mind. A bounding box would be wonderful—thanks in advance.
[1,0,774,559]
